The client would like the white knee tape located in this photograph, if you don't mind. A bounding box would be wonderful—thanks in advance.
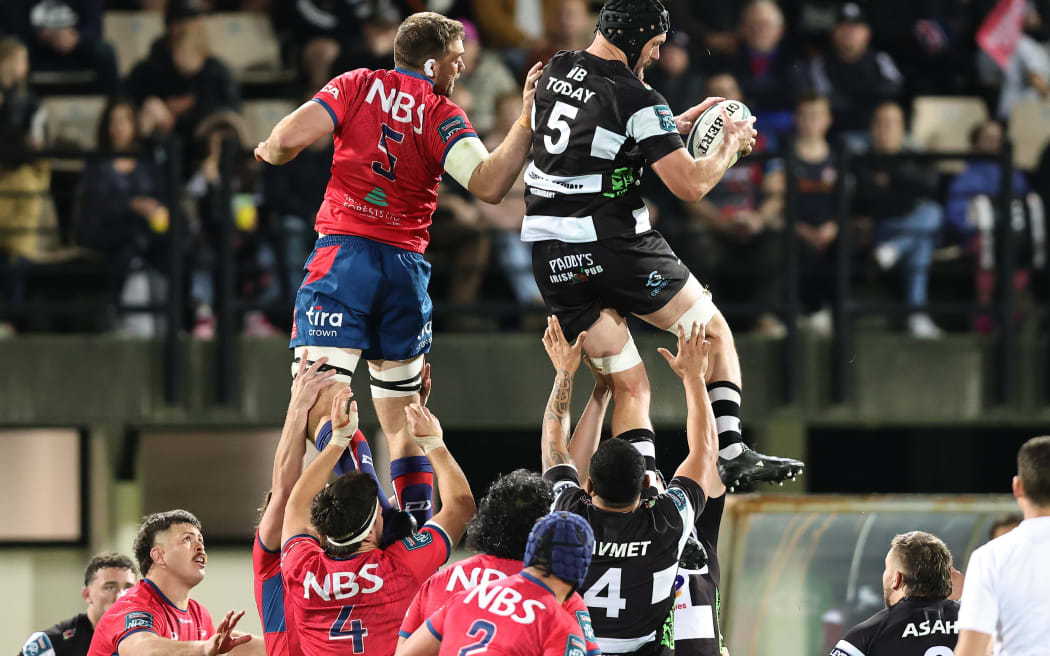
[666,288,717,336]
[291,346,359,383]
[586,336,642,375]
[368,356,424,398]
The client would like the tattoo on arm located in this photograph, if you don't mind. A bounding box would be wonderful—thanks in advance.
[542,370,574,469]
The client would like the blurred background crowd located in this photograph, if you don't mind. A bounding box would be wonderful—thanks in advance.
[1,0,1049,339]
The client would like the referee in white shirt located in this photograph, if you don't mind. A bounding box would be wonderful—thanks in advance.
[955,435,1050,656]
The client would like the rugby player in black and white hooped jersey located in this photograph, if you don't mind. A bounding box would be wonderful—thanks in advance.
[830,532,960,656]
[538,315,722,656]
[522,0,803,492]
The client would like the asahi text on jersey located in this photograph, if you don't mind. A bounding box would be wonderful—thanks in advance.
[365,79,425,134]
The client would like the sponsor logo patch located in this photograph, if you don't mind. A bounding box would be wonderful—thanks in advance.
[125,611,154,632]
[401,530,434,551]
[575,611,596,642]
[564,634,586,656]
[655,105,675,132]
[437,115,469,143]
[666,487,688,511]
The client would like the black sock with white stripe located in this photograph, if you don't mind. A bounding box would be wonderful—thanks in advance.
[616,428,662,494]
[708,381,744,460]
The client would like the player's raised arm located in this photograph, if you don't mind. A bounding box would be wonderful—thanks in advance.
[569,360,612,482]
[658,322,721,495]
[258,353,338,551]
[404,404,475,544]
[540,316,587,472]
[254,100,335,166]
[443,61,543,204]
[651,103,757,203]
[281,387,358,545]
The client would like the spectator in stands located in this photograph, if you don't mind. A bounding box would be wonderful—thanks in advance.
[456,19,517,137]
[988,513,1023,540]
[260,125,332,300]
[641,30,705,121]
[335,3,399,72]
[807,2,904,143]
[185,111,280,338]
[0,37,50,336]
[524,0,593,77]
[477,91,544,310]
[272,0,365,93]
[78,97,168,336]
[854,101,944,338]
[947,120,1043,333]
[764,92,839,333]
[727,0,805,137]
[126,13,241,150]
[977,30,1050,119]
[429,179,492,332]
[665,0,742,56]
[471,0,552,49]
[686,72,786,336]
[0,0,119,94]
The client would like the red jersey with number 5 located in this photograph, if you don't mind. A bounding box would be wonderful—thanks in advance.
[424,572,590,656]
[281,525,452,656]
[310,68,477,254]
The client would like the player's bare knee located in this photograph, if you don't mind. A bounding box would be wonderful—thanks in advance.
[609,364,651,403]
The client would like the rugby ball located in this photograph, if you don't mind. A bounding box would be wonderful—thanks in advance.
[685,99,752,166]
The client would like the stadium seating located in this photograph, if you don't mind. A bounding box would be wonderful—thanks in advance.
[42,96,107,150]
[103,11,165,77]
[202,13,284,81]
[242,99,298,145]
[910,96,988,172]
[1008,98,1050,171]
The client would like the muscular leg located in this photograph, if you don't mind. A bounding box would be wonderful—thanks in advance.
[637,276,803,489]
[580,309,652,436]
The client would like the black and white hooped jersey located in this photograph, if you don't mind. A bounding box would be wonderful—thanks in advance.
[522,50,685,244]
[543,464,705,656]
[830,597,960,656]
[674,495,727,656]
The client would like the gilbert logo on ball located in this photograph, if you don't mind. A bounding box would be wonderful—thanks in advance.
[686,99,752,167]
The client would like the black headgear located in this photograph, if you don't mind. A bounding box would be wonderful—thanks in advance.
[596,0,671,70]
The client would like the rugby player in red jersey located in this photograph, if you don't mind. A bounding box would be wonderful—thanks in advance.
[255,12,543,534]
[397,511,595,656]
[398,471,599,656]
[280,387,474,656]
[87,510,259,656]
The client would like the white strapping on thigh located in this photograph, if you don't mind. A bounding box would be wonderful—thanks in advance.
[665,288,716,335]
[368,356,424,398]
[586,336,642,375]
[291,346,359,383]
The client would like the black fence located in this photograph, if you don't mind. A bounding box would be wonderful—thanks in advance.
[1,141,1045,406]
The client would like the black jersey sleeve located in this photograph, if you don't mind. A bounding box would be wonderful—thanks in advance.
[19,615,88,656]
[831,611,883,656]
[697,495,726,550]
[543,464,589,511]
[618,82,685,165]
[654,477,706,557]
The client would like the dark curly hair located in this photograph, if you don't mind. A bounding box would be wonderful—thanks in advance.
[311,471,380,557]
[589,438,645,507]
[84,552,137,587]
[132,510,201,576]
[466,470,554,560]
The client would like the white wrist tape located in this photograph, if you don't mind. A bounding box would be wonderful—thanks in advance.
[412,434,445,453]
[330,421,355,448]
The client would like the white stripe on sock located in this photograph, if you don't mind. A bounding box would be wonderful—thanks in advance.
[716,416,741,436]
[719,443,744,460]
[708,386,741,405]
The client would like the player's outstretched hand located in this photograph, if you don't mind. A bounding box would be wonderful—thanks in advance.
[723,110,757,157]
[420,359,433,407]
[674,96,725,135]
[658,321,709,381]
[405,403,445,453]
[519,61,544,129]
[329,386,358,436]
[289,350,339,413]
[205,609,251,656]
[542,315,587,375]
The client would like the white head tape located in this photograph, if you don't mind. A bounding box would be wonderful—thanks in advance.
[423,58,436,78]
[325,499,380,548]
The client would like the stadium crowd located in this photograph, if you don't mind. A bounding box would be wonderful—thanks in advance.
[1,0,1050,339]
